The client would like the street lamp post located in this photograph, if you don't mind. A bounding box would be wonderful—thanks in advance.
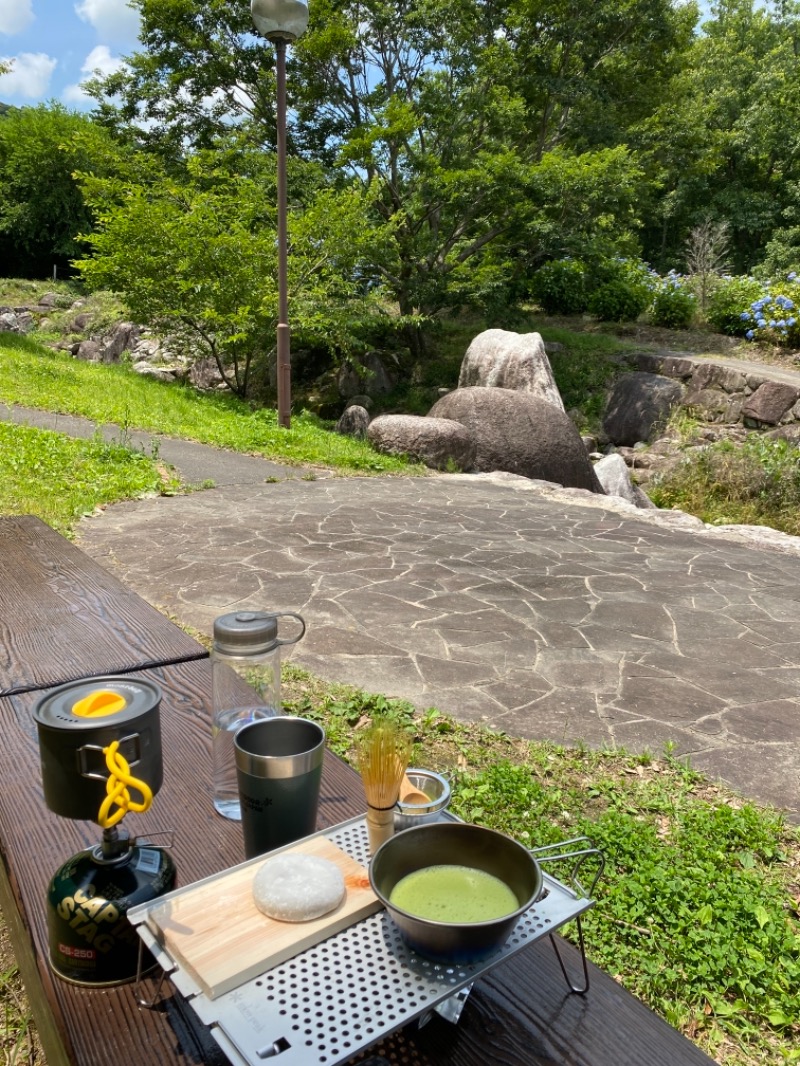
[251,0,310,429]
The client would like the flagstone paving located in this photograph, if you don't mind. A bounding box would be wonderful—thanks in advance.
[77,468,800,821]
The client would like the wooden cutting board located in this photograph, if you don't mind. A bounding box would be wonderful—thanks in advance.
[143,835,381,999]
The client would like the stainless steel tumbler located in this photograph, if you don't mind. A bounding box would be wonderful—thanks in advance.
[234,717,325,858]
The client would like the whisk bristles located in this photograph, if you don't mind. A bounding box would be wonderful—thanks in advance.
[356,719,412,851]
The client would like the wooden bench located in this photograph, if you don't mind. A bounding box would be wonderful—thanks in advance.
[0,516,715,1066]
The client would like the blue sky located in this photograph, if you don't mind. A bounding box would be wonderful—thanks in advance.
[0,0,141,109]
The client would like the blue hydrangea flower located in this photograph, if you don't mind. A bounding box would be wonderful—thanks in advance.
[746,330,754,339]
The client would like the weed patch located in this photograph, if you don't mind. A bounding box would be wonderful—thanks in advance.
[0,422,179,536]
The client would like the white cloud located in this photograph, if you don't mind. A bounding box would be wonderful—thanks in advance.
[75,0,140,42]
[0,52,56,98]
[63,44,126,103]
[0,0,33,36]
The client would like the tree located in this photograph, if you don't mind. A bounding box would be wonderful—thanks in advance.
[0,103,121,277]
[88,0,686,327]
[636,0,800,272]
[75,140,389,400]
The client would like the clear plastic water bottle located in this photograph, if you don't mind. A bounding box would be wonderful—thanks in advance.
[211,610,305,819]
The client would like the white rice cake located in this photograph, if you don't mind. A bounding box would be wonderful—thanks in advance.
[253,852,346,922]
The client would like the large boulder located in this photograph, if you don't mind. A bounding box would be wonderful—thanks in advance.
[429,387,603,492]
[458,329,565,411]
[603,373,684,446]
[367,414,477,471]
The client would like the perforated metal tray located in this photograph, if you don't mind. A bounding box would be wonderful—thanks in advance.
[130,815,593,1066]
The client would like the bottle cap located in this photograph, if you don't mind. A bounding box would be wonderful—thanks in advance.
[213,612,280,656]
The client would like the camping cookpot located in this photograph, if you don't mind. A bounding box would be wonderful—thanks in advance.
[369,822,544,963]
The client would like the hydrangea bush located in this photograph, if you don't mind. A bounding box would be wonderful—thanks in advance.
[740,275,800,346]
[649,271,696,329]
[528,257,800,346]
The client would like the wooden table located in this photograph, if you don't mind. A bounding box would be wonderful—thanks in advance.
[0,516,715,1066]
[0,516,206,695]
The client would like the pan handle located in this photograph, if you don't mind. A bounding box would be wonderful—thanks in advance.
[528,835,605,899]
[528,836,604,996]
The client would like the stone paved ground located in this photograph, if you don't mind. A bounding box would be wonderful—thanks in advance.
[77,470,800,821]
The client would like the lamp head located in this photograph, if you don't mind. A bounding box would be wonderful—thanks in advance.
[252,0,309,41]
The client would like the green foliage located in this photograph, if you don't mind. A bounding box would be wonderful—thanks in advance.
[648,435,800,537]
[0,422,177,536]
[87,0,675,319]
[706,276,765,336]
[0,332,419,476]
[649,274,697,329]
[588,279,651,323]
[0,103,121,277]
[739,283,800,347]
[530,259,588,315]
[76,140,392,399]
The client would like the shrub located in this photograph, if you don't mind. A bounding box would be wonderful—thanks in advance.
[705,276,764,335]
[649,272,696,329]
[587,279,651,322]
[739,277,800,347]
[530,259,588,315]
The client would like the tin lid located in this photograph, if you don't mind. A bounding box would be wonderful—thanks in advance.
[33,675,162,732]
[213,611,306,656]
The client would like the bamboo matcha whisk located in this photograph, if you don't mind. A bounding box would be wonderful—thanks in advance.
[356,719,412,853]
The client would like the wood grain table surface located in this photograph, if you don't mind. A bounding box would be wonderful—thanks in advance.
[0,516,206,695]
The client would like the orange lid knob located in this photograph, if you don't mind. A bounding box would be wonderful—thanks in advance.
[72,689,127,718]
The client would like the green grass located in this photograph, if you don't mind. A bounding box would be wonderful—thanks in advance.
[0,332,420,475]
[648,435,800,537]
[281,668,800,1066]
[0,422,179,536]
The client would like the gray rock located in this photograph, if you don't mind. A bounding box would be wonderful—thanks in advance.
[102,322,140,362]
[338,353,395,400]
[335,405,371,439]
[37,292,58,308]
[593,453,657,509]
[603,373,684,446]
[76,339,103,362]
[0,312,19,332]
[766,424,800,444]
[367,414,476,471]
[690,363,748,393]
[134,366,175,382]
[345,394,372,411]
[741,381,800,426]
[429,387,603,492]
[682,387,739,423]
[458,329,564,410]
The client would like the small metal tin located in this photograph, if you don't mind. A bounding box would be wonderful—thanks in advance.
[394,769,451,831]
[33,676,163,822]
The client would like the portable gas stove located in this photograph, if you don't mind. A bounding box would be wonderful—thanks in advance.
[130,814,601,1066]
